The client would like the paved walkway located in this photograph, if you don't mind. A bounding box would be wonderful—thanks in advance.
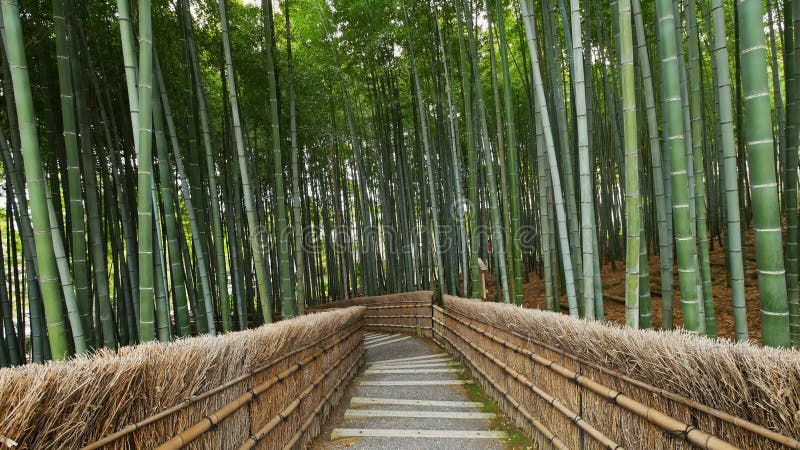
[313,332,507,449]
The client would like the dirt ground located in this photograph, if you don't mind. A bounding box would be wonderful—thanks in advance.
[486,228,769,345]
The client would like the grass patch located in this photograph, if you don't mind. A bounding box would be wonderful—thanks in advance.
[459,369,535,449]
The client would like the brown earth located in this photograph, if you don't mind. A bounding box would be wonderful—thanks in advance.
[486,228,770,345]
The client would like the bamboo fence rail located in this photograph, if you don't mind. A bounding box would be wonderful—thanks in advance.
[0,307,365,449]
[309,291,433,337]
[3,290,799,449]
[311,292,799,449]
[436,295,800,449]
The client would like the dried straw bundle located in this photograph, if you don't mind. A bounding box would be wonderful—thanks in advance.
[443,295,800,446]
[0,307,364,450]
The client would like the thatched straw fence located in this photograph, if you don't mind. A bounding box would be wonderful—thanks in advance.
[435,295,800,449]
[0,306,364,450]
[309,291,432,337]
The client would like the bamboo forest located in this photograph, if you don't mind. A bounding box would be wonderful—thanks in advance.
[6,0,800,447]
[0,0,798,359]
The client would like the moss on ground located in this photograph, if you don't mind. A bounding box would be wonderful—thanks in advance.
[459,369,535,449]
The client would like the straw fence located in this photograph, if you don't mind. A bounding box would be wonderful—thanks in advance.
[0,306,364,450]
[4,289,799,450]
[435,295,800,449]
[309,292,432,337]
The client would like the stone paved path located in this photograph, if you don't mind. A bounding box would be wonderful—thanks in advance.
[313,332,507,450]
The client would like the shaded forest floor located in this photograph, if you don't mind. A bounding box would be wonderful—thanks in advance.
[487,228,766,345]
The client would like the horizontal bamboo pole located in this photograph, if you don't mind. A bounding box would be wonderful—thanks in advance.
[364,303,432,310]
[155,326,363,450]
[239,339,363,449]
[437,308,739,450]
[433,316,621,449]
[364,324,432,330]
[81,318,363,450]
[310,300,432,312]
[432,322,571,450]
[364,314,430,319]
[439,304,800,449]
[280,358,364,450]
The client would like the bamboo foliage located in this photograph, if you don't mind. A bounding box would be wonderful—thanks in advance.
[1,0,800,367]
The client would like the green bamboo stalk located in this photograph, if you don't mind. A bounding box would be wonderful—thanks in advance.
[152,77,191,337]
[785,0,800,346]
[435,10,468,297]
[0,232,20,365]
[536,108,555,311]
[53,0,93,342]
[46,190,87,352]
[738,0,791,347]
[341,82,378,296]
[285,0,306,315]
[224,160,247,329]
[218,0,272,324]
[460,0,509,303]
[152,218,170,341]
[76,118,117,348]
[454,0,481,299]
[655,0,702,333]
[261,0,295,319]
[403,0,446,298]
[182,8,230,331]
[70,13,118,348]
[496,0,524,306]
[617,0,639,328]
[632,0,671,330]
[155,58,217,334]
[134,0,156,341]
[520,0,578,314]
[1,0,70,359]
[673,3,698,240]
[487,9,514,302]
[569,0,599,318]
[687,0,716,337]
[0,29,46,358]
[331,147,349,299]
[767,0,787,200]
[543,0,581,303]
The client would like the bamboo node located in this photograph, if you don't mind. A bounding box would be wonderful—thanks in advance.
[247,387,259,399]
